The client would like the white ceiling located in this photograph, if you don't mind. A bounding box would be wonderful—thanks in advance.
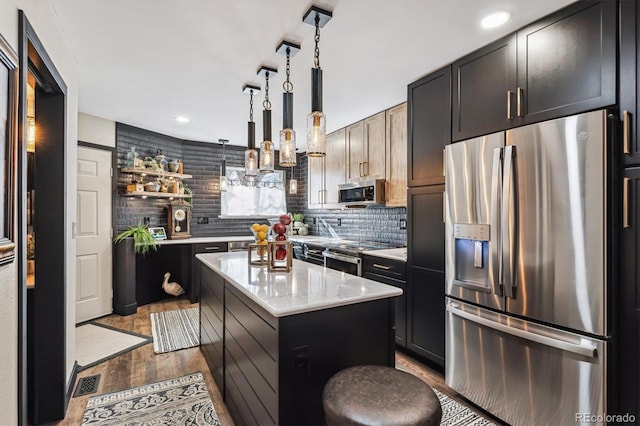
[51,0,576,148]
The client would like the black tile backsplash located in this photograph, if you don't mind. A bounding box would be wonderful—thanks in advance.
[115,123,406,246]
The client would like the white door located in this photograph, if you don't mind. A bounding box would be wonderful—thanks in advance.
[76,146,113,322]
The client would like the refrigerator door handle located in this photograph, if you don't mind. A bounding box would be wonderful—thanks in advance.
[502,145,517,298]
[489,147,503,295]
[446,304,598,358]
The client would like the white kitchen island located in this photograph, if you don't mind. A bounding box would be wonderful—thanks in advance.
[196,251,402,426]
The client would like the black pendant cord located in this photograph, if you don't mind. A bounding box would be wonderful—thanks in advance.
[248,89,255,150]
[283,47,294,129]
[311,13,323,113]
[263,71,272,142]
[314,14,320,68]
[220,139,227,176]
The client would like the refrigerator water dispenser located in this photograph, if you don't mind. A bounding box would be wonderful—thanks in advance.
[453,224,490,288]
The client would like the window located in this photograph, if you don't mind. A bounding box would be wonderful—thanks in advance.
[220,167,287,217]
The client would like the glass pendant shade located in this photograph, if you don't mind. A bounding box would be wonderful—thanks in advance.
[219,158,227,192]
[245,149,258,176]
[306,111,326,157]
[260,140,274,172]
[289,178,298,194]
[219,175,228,192]
[27,116,36,153]
[279,129,297,167]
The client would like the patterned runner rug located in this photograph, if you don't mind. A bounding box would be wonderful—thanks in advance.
[82,372,220,425]
[435,388,497,426]
[150,307,199,354]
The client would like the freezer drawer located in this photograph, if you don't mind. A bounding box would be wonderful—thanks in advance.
[445,299,606,426]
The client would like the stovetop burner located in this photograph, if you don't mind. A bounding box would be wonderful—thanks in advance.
[324,240,392,255]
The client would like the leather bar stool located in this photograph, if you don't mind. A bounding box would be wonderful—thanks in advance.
[322,365,442,426]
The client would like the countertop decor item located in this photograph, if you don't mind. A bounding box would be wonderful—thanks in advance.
[113,224,158,255]
[268,240,292,272]
[303,5,333,157]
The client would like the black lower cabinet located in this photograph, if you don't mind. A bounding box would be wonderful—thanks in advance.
[362,255,407,347]
[190,242,228,302]
[617,167,640,419]
[135,244,192,306]
[407,266,445,369]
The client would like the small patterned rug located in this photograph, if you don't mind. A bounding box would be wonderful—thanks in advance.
[435,388,497,426]
[150,307,199,354]
[82,372,220,425]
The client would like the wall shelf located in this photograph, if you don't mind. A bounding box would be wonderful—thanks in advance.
[121,191,192,199]
[120,167,193,179]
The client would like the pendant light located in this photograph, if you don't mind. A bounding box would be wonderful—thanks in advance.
[243,84,260,177]
[258,66,277,173]
[218,138,228,192]
[277,41,300,167]
[303,6,332,157]
[289,165,298,194]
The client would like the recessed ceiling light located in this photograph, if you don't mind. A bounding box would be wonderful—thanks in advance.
[175,115,190,123]
[481,11,511,29]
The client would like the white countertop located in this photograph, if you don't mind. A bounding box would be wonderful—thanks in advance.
[157,235,254,245]
[196,252,402,317]
[362,247,407,262]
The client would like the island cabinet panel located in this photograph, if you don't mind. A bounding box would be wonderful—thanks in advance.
[190,242,228,302]
[277,299,395,426]
[224,286,279,425]
[199,265,224,390]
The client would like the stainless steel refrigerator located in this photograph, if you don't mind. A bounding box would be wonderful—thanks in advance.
[444,110,611,426]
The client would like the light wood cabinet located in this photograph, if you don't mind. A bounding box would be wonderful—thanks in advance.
[347,112,386,182]
[307,128,345,209]
[385,103,407,207]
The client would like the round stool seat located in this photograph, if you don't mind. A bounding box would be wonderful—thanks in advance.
[322,365,442,426]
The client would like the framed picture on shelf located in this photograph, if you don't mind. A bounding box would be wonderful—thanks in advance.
[149,227,167,240]
[0,33,18,266]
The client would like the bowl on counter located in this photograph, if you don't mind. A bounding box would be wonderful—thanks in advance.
[144,182,161,192]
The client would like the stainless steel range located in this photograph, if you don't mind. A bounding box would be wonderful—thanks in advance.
[323,241,391,276]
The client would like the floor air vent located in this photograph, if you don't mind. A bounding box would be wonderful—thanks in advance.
[74,374,101,397]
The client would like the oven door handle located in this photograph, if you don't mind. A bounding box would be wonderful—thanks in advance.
[322,250,362,265]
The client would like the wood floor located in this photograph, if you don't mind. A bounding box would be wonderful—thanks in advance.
[55,297,503,425]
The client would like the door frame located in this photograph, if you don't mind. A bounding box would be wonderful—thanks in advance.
[18,11,68,425]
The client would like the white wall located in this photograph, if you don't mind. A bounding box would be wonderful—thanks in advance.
[78,112,115,147]
[0,1,78,423]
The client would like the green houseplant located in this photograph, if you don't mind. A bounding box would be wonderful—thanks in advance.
[113,224,158,255]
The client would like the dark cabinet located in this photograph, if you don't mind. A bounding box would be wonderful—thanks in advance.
[620,0,640,166]
[617,167,640,419]
[200,264,225,390]
[407,185,445,271]
[190,242,228,302]
[452,34,516,142]
[516,0,616,126]
[407,65,450,187]
[407,267,445,368]
[362,255,407,347]
[452,0,616,141]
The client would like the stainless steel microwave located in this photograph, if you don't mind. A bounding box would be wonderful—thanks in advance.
[338,179,385,207]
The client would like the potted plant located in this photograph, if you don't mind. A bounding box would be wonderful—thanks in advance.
[113,224,158,255]
[292,213,305,229]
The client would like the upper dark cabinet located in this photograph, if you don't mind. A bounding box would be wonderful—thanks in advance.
[452,34,517,142]
[516,0,616,126]
[620,0,640,166]
[407,65,450,187]
[452,0,616,142]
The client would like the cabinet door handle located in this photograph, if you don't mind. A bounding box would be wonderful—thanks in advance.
[516,87,523,117]
[204,246,220,250]
[373,263,391,270]
[359,162,364,177]
[507,90,514,120]
[623,177,631,228]
[623,110,631,155]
